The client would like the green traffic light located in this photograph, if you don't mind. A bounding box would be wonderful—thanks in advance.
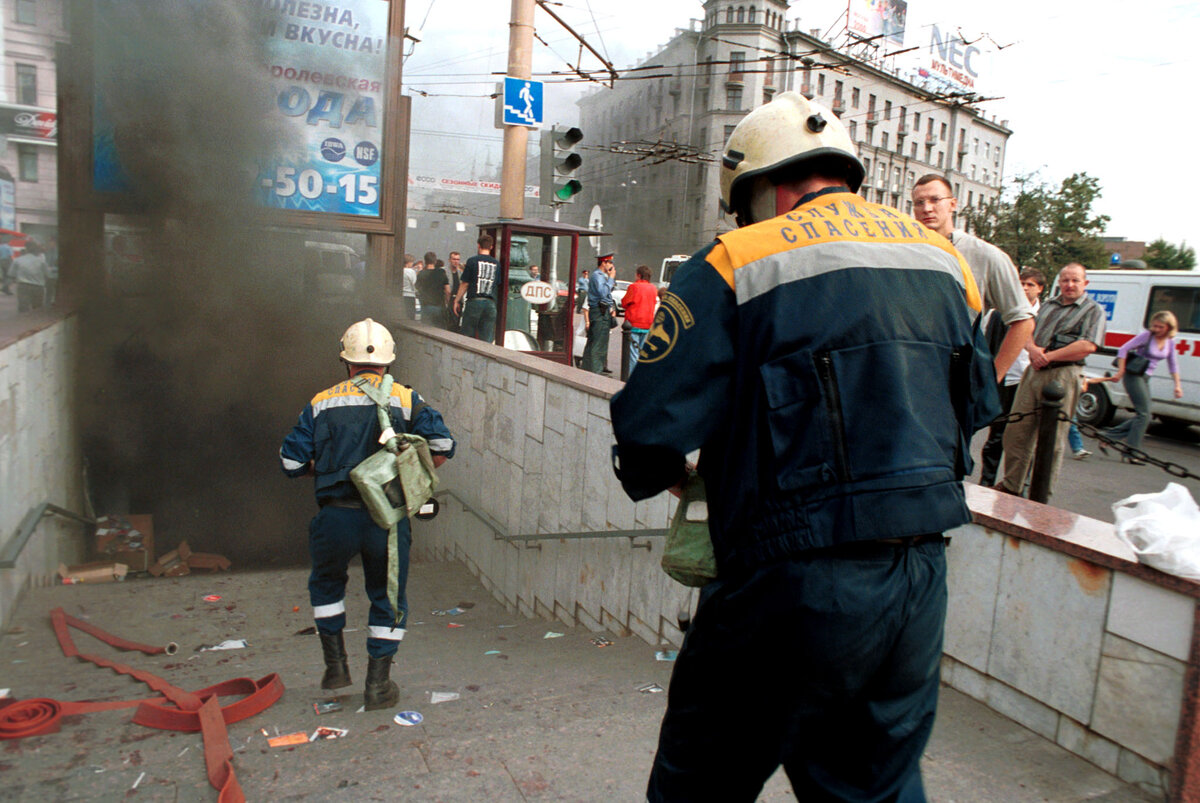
[555,179,582,201]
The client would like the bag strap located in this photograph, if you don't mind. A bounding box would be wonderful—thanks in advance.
[353,374,428,442]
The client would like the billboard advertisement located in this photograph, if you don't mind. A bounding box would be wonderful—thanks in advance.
[91,0,394,223]
[847,0,907,47]
[918,23,983,93]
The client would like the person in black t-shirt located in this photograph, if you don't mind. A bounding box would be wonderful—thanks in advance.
[452,234,499,342]
[415,251,450,328]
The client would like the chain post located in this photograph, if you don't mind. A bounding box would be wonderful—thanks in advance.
[1028,381,1065,503]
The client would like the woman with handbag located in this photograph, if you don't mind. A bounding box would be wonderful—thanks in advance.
[1092,310,1184,462]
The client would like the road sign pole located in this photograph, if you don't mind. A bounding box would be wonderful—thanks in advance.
[500,0,535,219]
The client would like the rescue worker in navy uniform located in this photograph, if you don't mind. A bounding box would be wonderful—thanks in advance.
[281,319,455,710]
[610,92,999,801]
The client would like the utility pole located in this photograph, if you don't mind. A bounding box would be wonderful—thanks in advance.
[500,0,535,219]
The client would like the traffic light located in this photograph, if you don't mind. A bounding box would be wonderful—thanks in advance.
[540,125,583,205]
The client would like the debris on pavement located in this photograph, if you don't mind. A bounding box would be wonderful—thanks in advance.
[447,622,465,629]
[197,639,247,652]
[268,732,308,747]
[456,601,476,609]
[393,711,424,726]
[58,561,128,584]
[543,631,564,639]
[149,541,193,577]
[655,650,678,662]
[638,683,665,694]
[309,726,348,741]
[202,594,222,602]
[430,692,460,704]
[94,515,154,572]
[313,700,343,715]
[484,650,502,656]
[432,607,466,616]
[591,636,613,647]
[131,771,146,790]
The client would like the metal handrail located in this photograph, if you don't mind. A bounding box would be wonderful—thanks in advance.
[432,489,667,543]
[0,503,96,568]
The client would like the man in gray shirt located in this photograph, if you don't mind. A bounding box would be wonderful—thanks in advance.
[996,263,1105,497]
[912,175,1034,382]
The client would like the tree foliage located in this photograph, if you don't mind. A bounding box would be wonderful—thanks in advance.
[962,172,1110,286]
[1143,238,1196,271]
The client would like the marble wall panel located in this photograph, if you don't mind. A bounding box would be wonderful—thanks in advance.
[943,523,1004,673]
[1107,571,1195,662]
[1091,633,1185,766]
[990,539,1110,723]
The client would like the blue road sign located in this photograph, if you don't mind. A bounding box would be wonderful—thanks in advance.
[503,77,543,127]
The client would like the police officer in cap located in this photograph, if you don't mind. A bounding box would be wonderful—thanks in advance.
[281,318,456,710]
[610,92,999,800]
[583,252,616,373]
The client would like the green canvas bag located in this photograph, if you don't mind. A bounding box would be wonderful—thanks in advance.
[661,472,718,587]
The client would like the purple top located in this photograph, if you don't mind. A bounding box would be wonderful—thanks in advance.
[1117,329,1178,376]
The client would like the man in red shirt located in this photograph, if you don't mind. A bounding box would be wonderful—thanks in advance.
[620,264,658,371]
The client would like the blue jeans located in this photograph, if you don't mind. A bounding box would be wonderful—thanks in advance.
[461,297,496,342]
[647,540,946,802]
[308,506,411,658]
[1105,373,1152,448]
[1068,422,1084,453]
[628,328,649,371]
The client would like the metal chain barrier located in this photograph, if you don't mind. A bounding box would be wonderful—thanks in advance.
[1052,410,1200,481]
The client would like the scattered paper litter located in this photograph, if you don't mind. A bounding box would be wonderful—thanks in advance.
[268,732,308,747]
[655,650,678,662]
[430,691,460,704]
[543,631,564,639]
[484,650,501,656]
[131,772,145,790]
[199,639,248,652]
[638,682,664,694]
[309,726,348,741]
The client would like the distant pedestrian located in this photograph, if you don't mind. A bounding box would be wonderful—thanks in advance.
[447,251,464,331]
[0,235,12,295]
[280,318,455,710]
[997,263,1105,497]
[620,265,657,369]
[401,254,418,319]
[415,251,449,329]
[1091,310,1184,462]
[44,236,59,305]
[12,239,47,313]
[584,253,616,374]
[453,234,500,342]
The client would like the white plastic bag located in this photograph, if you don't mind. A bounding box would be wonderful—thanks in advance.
[1113,483,1200,580]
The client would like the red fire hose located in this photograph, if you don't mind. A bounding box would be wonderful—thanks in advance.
[0,607,283,803]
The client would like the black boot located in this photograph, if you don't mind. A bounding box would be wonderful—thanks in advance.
[363,655,400,711]
[318,632,351,690]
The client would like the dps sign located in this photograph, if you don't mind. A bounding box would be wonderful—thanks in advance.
[520,280,555,305]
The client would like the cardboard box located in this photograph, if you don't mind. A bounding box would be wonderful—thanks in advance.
[58,562,129,584]
[94,514,155,572]
[148,540,192,577]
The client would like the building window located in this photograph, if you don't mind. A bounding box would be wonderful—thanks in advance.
[884,100,892,120]
[913,112,921,131]
[748,5,756,23]
[817,73,825,95]
[910,142,917,158]
[726,6,734,22]
[868,94,876,113]
[994,147,1001,166]
[973,137,979,154]
[863,157,870,177]
[16,64,36,106]
[834,80,844,105]
[967,190,974,206]
[737,6,745,23]
[15,0,36,24]
[726,86,743,110]
[730,52,745,78]
[724,124,737,143]
[881,132,889,149]
[985,142,990,158]
[849,120,857,140]
[852,87,860,108]
[940,122,947,140]
[937,151,944,168]
[17,145,38,182]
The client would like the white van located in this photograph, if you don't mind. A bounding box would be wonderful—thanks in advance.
[1072,270,1200,428]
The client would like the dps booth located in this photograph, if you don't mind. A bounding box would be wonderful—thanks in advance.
[474,218,609,366]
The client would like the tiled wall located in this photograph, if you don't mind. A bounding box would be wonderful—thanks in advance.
[0,314,85,630]
[399,326,695,648]
[943,522,1193,797]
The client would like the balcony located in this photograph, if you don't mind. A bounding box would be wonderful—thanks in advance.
[800,82,814,100]
[832,97,846,115]
[926,132,937,144]
[866,110,877,123]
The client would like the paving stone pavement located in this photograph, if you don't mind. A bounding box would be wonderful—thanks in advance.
[0,558,1161,801]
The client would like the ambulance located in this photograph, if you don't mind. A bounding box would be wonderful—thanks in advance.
[1073,270,1200,429]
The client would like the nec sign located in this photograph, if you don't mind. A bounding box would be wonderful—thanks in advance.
[928,24,979,88]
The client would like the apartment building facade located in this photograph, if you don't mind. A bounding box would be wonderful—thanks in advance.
[0,0,66,241]
[574,0,1012,271]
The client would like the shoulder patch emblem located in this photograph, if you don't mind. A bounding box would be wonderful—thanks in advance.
[639,292,694,364]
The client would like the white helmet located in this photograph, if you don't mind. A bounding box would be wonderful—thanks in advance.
[720,91,865,227]
[339,318,395,365]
